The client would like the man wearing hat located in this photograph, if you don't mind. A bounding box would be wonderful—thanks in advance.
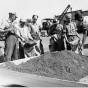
[0,12,18,61]
[18,18,37,58]
[63,13,81,52]
[49,18,64,52]
[74,10,88,53]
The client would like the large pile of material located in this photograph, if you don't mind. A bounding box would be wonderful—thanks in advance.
[0,50,88,82]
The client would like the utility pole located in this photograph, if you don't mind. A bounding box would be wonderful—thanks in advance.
[70,7,72,12]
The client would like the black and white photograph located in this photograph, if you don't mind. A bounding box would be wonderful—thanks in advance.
[0,0,88,87]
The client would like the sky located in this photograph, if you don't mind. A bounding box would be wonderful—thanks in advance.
[0,0,88,24]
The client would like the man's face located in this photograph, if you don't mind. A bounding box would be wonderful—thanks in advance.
[75,19,82,26]
[66,17,71,23]
[20,21,26,27]
[11,15,17,21]
[33,16,38,23]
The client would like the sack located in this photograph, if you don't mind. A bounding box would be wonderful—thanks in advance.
[69,39,79,45]
[25,39,37,47]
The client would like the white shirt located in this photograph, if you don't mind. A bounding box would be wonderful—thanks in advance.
[18,25,33,40]
[30,23,39,34]
[0,19,17,31]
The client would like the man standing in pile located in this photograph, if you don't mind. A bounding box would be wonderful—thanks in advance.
[74,11,88,54]
[0,12,18,61]
[49,18,64,52]
[63,13,81,52]
[29,15,44,55]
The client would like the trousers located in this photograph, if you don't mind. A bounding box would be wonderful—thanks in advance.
[49,37,65,52]
[4,35,18,61]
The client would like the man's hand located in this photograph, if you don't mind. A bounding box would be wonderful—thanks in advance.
[20,39,25,46]
[7,28,12,31]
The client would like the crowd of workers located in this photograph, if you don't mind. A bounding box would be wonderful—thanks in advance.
[0,10,88,63]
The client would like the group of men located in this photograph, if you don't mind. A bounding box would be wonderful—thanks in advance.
[49,10,88,55]
[0,10,87,62]
[0,13,43,62]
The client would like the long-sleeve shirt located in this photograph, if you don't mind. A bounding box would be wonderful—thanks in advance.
[30,23,39,34]
[0,19,18,41]
[17,25,33,41]
[0,19,17,33]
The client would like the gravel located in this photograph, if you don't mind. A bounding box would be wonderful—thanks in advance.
[0,50,88,82]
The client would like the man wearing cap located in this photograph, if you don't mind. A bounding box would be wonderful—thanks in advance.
[74,11,88,53]
[18,18,33,42]
[17,18,30,58]
[0,12,18,61]
[49,18,64,52]
[18,18,38,58]
[63,13,81,52]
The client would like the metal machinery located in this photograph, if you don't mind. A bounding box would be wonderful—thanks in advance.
[58,5,71,23]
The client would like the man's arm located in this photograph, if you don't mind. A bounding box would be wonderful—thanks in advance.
[27,25,34,40]
[0,28,11,33]
[63,25,69,49]
[74,22,82,40]
[82,30,87,46]
[76,32,81,40]
[82,21,88,46]
[0,20,11,33]
[27,32,33,40]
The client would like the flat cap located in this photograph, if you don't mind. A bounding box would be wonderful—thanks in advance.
[65,13,72,19]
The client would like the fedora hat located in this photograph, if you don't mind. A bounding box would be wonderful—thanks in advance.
[9,12,17,18]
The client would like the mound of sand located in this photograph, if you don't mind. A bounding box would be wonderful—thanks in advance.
[0,50,88,82]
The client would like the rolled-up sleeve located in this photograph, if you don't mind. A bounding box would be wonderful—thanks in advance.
[0,20,9,30]
[0,21,6,29]
[27,32,33,40]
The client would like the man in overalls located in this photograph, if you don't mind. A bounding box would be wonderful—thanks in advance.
[0,12,18,61]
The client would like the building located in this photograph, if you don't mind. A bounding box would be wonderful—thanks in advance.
[55,10,88,24]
